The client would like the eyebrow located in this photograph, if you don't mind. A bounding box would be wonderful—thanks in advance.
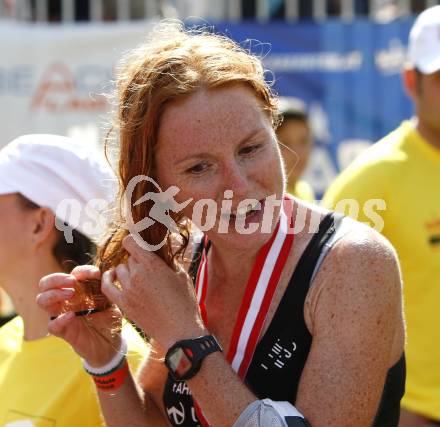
[174,127,269,166]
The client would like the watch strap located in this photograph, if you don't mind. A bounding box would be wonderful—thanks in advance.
[165,335,223,381]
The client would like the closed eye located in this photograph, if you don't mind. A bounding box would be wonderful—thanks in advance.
[186,161,210,175]
[238,143,263,156]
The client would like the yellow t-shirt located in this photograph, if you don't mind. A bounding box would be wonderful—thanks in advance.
[0,316,149,427]
[287,180,315,202]
[323,120,440,420]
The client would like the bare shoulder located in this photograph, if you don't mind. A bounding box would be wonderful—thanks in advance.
[324,220,401,292]
[296,219,405,425]
[288,198,402,299]
[308,218,404,346]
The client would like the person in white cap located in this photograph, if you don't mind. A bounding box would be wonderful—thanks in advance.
[324,6,440,426]
[276,97,315,202]
[0,134,148,426]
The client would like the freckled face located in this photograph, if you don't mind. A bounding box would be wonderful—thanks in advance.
[154,85,285,250]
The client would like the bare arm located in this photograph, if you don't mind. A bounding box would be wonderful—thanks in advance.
[98,229,403,427]
[174,228,404,427]
[296,227,405,426]
[37,267,169,427]
[104,239,260,427]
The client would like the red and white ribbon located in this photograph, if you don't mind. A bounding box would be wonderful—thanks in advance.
[195,198,294,378]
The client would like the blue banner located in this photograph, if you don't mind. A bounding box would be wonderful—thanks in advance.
[212,19,415,197]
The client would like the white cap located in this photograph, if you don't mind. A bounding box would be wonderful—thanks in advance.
[278,96,307,117]
[0,134,116,240]
[408,6,440,74]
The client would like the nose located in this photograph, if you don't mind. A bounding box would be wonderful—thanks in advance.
[222,160,250,198]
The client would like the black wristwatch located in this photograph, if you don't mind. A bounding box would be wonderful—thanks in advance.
[165,335,223,381]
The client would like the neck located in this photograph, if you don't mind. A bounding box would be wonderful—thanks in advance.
[416,118,440,151]
[2,254,62,341]
[207,240,260,296]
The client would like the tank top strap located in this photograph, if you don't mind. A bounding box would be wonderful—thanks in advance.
[244,211,344,403]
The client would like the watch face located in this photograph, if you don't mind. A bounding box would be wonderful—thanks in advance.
[168,347,192,378]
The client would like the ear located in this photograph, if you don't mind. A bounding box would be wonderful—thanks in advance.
[402,68,418,100]
[30,207,56,247]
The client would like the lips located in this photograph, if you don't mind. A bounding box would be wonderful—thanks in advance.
[229,199,262,219]
[224,199,266,228]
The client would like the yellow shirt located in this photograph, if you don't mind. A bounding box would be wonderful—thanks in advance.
[323,121,440,420]
[0,316,149,427]
[287,180,315,202]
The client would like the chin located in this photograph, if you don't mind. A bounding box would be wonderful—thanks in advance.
[212,229,274,254]
[209,207,281,252]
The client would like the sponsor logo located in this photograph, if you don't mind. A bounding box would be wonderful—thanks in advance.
[260,338,297,371]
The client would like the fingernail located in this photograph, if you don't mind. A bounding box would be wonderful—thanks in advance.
[115,264,125,275]
[102,270,112,285]
[65,275,76,284]
[61,288,75,297]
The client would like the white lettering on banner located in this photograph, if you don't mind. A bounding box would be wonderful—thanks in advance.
[375,38,406,75]
[264,51,363,72]
[309,102,332,144]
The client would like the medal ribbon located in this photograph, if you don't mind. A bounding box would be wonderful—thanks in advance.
[193,197,295,426]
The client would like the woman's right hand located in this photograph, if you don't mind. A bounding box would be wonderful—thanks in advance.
[37,265,122,368]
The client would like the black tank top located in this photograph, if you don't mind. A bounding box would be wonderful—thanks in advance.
[162,213,405,426]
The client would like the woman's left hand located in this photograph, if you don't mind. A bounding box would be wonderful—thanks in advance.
[102,235,207,352]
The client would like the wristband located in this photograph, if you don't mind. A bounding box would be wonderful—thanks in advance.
[82,339,129,392]
[91,359,129,392]
[82,338,127,375]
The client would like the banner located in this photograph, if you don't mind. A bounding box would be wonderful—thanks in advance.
[0,19,415,195]
[0,21,155,150]
[215,19,415,196]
